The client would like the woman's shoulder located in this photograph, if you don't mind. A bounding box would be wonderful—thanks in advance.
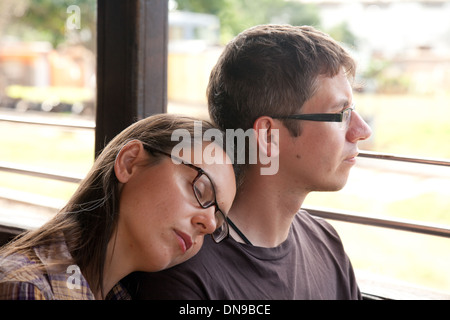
[0,239,89,300]
[0,250,42,282]
[0,250,52,299]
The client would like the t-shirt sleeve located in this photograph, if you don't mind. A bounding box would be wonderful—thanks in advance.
[307,215,362,299]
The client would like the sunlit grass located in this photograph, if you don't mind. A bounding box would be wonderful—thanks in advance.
[0,171,78,201]
[0,120,93,202]
[0,121,94,173]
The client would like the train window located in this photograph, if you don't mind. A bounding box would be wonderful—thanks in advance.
[166,1,450,298]
[0,1,97,228]
[166,8,221,119]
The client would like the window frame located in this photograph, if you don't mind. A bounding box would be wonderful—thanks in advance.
[95,0,168,154]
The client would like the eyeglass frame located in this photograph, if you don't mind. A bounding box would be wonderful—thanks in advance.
[272,103,355,129]
[142,145,229,244]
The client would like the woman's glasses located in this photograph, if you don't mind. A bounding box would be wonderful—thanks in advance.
[144,146,229,243]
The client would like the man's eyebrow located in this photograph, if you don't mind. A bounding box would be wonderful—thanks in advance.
[332,99,350,111]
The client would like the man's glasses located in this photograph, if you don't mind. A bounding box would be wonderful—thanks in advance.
[272,103,355,130]
[143,146,229,243]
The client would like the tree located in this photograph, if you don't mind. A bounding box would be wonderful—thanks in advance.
[175,0,321,44]
[3,0,96,50]
[328,22,358,48]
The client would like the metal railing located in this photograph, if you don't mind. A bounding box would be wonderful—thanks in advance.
[306,206,450,239]
[358,150,450,167]
[0,112,95,130]
[0,161,83,184]
[1,113,449,240]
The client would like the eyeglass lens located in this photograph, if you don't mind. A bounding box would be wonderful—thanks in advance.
[340,107,353,129]
[211,213,228,243]
[192,173,228,242]
[193,174,215,208]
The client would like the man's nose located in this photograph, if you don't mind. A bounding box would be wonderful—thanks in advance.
[346,111,372,143]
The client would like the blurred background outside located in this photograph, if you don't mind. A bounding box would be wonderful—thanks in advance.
[0,0,449,297]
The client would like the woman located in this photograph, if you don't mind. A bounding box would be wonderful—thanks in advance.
[0,114,236,299]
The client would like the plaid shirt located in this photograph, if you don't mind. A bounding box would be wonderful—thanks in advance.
[0,239,131,300]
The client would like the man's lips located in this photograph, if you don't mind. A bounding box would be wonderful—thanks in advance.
[175,230,193,253]
[345,152,359,163]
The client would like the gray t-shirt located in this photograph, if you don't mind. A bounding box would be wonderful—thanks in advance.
[128,210,361,300]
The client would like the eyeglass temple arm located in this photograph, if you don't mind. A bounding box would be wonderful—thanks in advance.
[273,114,343,122]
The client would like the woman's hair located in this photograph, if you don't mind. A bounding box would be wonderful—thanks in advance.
[0,113,223,298]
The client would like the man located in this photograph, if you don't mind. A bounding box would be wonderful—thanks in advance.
[129,24,372,299]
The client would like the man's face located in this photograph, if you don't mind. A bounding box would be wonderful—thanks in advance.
[278,69,372,193]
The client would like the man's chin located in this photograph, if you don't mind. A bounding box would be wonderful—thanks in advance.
[313,179,349,193]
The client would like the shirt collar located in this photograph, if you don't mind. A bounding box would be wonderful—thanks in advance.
[32,237,131,300]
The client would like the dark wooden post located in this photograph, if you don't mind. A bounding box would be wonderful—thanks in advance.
[95,0,168,155]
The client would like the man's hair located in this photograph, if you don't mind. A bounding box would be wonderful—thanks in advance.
[208,24,356,137]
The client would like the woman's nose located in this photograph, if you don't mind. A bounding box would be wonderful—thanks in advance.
[191,207,217,235]
[346,111,372,143]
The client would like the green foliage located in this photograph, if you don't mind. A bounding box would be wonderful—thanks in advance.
[4,0,96,49]
[175,0,321,43]
[327,22,358,47]
[363,58,390,79]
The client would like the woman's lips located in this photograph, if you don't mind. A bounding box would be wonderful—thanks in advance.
[175,230,193,253]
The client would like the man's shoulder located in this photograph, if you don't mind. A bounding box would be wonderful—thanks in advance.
[291,209,344,249]
[295,209,340,235]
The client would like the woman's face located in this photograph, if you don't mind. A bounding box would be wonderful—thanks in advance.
[114,141,236,272]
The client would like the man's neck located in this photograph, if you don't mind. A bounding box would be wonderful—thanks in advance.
[228,170,308,248]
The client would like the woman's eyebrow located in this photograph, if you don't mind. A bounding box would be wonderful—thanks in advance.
[204,170,219,196]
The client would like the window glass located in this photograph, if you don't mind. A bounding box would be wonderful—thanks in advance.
[166,0,450,296]
[0,1,96,226]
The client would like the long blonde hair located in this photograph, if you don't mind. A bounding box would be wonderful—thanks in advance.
[0,114,223,298]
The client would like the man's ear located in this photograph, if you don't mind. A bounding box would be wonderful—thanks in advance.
[114,140,145,183]
[253,116,280,158]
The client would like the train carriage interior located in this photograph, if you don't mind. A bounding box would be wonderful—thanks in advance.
[1,0,450,300]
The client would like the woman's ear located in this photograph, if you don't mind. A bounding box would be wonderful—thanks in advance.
[114,140,145,183]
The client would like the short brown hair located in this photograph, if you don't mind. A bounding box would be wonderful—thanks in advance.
[208,24,356,136]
